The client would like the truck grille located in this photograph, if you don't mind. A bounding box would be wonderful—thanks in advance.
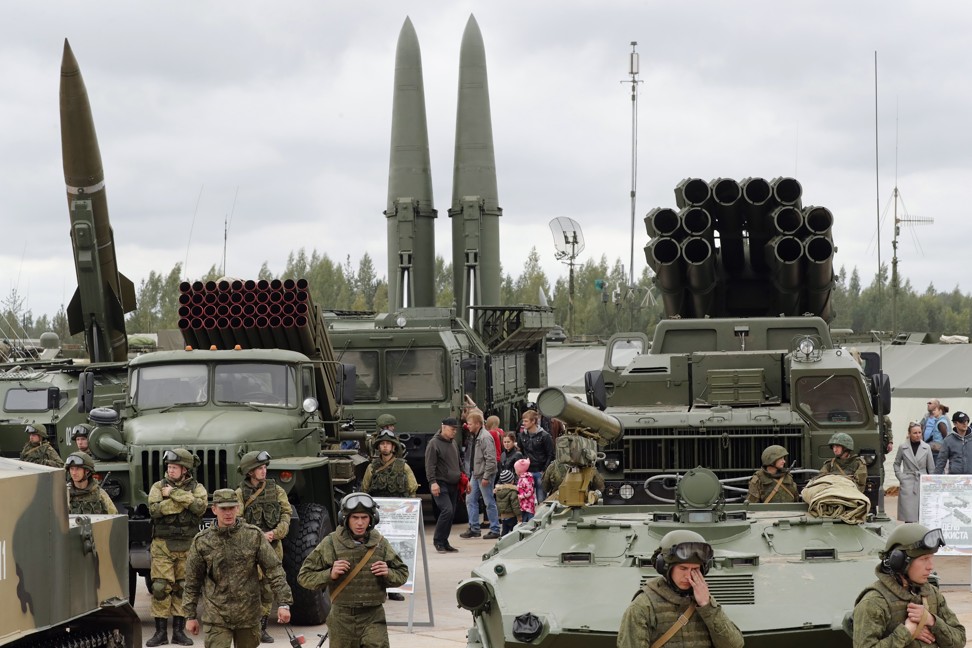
[612,425,804,478]
[140,448,230,494]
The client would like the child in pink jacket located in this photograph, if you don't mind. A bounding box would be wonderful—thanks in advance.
[515,458,535,521]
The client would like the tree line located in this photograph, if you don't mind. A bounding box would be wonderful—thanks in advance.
[3,248,971,346]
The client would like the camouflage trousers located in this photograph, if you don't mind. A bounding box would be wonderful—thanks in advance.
[150,538,188,618]
[202,624,260,648]
[328,604,388,648]
[259,539,284,615]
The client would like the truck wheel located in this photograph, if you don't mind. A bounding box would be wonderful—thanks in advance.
[283,503,334,625]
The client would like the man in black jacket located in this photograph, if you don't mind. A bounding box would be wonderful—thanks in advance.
[424,417,462,553]
[517,409,555,503]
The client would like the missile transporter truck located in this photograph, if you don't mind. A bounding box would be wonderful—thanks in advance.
[0,457,140,648]
[549,177,890,509]
[81,279,359,625]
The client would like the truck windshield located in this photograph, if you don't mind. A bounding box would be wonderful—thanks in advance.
[795,375,867,424]
[131,364,209,409]
[213,363,297,407]
[387,348,446,401]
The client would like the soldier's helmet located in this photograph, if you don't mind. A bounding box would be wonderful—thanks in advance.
[374,428,404,457]
[376,413,397,429]
[163,448,198,471]
[238,450,272,476]
[25,424,48,439]
[761,445,789,467]
[653,529,714,577]
[881,523,945,572]
[64,452,95,473]
[71,424,91,440]
[340,492,380,530]
[827,432,854,451]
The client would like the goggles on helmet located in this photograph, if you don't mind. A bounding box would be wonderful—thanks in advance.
[26,425,40,435]
[343,493,377,511]
[669,542,714,565]
[163,450,179,463]
[64,454,87,467]
[903,528,946,553]
[375,430,396,443]
[255,450,272,462]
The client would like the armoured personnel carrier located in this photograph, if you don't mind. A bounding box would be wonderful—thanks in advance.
[0,457,139,647]
[458,465,893,648]
[569,177,890,508]
[82,278,359,625]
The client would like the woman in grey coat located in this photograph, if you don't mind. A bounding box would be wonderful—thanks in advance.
[893,422,935,522]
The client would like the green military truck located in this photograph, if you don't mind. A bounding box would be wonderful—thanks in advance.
[543,177,892,509]
[326,304,554,487]
[82,279,358,625]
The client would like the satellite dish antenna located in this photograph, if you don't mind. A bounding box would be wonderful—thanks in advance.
[549,217,585,338]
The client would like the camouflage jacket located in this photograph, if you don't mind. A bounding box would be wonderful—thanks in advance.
[362,457,418,497]
[819,454,867,491]
[297,526,408,607]
[494,483,521,519]
[541,462,606,497]
[183,518,293,628]
[20,441,63,468]
[617,577,744,648]
[68,480,118,514]
[852,567,965,647]
[236,478,292,541]
[148,476,208,549]
[746,469,798,503]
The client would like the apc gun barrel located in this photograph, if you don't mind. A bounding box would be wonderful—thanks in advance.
[805,235,835,321]
[682,237,717,318]
[536,387,622,443]
[765,235,804,315]
[645,237,685,317]
[644,207,682,239]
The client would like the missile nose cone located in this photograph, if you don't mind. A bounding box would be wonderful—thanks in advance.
[460,14,486,64]
[396,16,421,64]
[61,38,80,77]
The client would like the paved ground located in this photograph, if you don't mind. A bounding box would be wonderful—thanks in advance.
[133,496,972,646]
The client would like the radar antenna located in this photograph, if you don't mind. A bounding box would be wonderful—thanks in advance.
[549,217,585,338]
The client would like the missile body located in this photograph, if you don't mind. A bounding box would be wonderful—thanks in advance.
[386,18,437,310]
[60,40,135,362]
[450,15,501,315]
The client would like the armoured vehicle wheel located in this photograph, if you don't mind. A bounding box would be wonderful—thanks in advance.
[283,503,334,625]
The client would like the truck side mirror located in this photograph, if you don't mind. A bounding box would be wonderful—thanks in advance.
[47,386,61,411]
[77,371,94,414]
[870,373,891,415]
[339,363,357,406]
[585,370,608,411]
[460,357,479,396]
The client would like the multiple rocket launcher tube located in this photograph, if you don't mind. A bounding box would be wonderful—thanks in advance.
[644,177,836,322]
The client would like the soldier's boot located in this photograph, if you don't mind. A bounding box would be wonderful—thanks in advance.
[171,617,194,646]
[146,618,169,647]
[260,615,274,643]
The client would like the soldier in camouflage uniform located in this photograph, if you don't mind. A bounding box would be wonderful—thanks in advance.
[147,448,209,647]
[234,450,292,642]
[852,523,965,647]
[818,432,868,492]
[184,489,293,648]
[361,424,416,601]
[297,492,408,648]
[746,445,799,503]
[20,424,63,468]
[71,424,94,457]
[618,530,744,648]
[65,452,117,514]
[540,459,606,500]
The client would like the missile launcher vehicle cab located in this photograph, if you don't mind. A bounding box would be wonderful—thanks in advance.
[573,177,891,508]
[0,457,139,648]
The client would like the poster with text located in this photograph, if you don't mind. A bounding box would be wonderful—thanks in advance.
[919,474,972,556]
[374,497,422,594]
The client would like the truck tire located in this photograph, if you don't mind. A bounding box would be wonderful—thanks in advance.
[283,503,334,625]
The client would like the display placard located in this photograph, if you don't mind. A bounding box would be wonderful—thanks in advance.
[919,474,972,556]
[374,497,422,594]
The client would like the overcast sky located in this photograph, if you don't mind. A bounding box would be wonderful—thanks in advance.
[3,1,969,319]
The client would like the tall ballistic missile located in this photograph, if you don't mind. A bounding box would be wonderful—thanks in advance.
[450,15,502,317]
[386,18,437,310]
[60,39,136,362]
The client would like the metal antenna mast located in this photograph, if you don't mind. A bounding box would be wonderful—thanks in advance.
[623,42,642,287]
